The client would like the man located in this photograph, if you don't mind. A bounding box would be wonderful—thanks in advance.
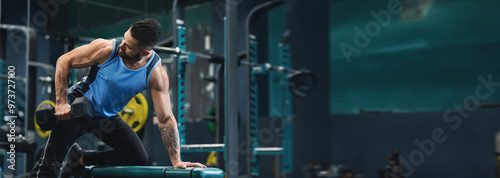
[30,19,206,178]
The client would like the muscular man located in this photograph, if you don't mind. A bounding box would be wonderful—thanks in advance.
[30,19,206,178]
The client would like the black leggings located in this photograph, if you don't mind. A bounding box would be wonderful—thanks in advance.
[29,115,149,178]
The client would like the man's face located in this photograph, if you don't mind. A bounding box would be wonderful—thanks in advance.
[119,29,142,61]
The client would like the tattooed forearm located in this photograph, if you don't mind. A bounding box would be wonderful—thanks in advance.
[160,124,180,162]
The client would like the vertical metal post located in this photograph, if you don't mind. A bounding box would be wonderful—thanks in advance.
[225,0,238,176]
[172,1,187,161]
[279,43,292,173]
[216,65,225,169]
[177,25,187,146]
[172,0,186,48]
[245,2,284,176]
[249,39,260,177]
[0,60,3,120]
[25,0,30,136]
[172,0,186,140]
[0,0,3,22]
[24,1,32,174]
[0,0,4,119]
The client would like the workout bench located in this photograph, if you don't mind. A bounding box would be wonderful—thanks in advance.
[71,166,224,178]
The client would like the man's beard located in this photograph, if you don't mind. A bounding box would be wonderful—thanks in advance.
[119,50,141,61]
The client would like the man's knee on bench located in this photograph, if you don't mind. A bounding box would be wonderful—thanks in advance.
[131,153,149,166]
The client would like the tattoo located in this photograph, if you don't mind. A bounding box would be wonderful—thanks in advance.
[160,124,180,162]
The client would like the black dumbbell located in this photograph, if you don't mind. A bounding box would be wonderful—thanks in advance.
[71,97,95,124]
[35,104,57,131]
[35,96,94,131]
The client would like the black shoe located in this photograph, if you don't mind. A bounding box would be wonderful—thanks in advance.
[59,143,86,178]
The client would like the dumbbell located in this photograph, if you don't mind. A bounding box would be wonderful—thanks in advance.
[35,96,94,131]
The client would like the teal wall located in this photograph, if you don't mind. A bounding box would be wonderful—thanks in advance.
[47,0,211,35]
[330,0,500,114]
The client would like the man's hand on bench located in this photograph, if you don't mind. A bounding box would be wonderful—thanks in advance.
[174,161,207,169]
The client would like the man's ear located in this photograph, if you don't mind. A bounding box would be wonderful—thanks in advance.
[141,50,152,57]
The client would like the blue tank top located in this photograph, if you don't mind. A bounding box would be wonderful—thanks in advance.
[68,39,161,117]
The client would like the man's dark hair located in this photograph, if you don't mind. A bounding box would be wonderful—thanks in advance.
[130,19,161,50]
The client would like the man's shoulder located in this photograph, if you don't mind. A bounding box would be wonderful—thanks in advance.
[148,62,168,89]
[88,39,115,63]
[90,38,113,45]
